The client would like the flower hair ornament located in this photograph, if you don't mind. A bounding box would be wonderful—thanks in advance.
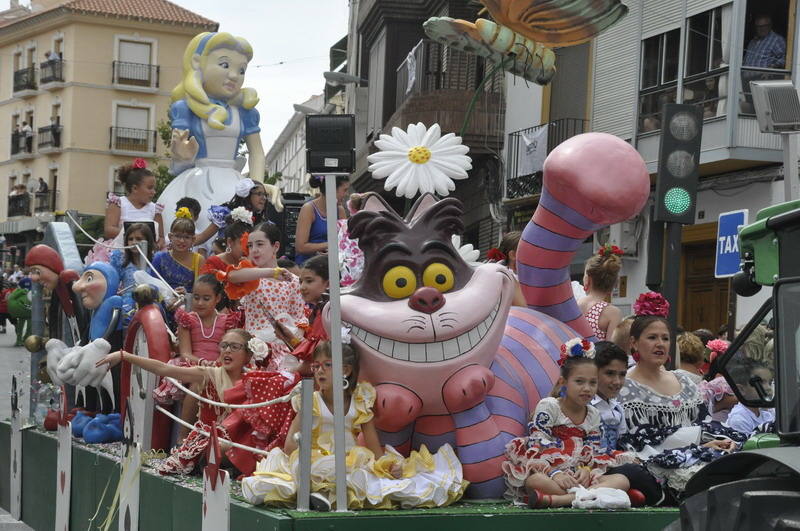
[235,178,256,198]
[486,248,506,262]
[132,157,148,169]
[598,244,624,257]
[175,207,193,220]
[706,339,730,364]
[247,337,269,363]
[633,291,670,318]
[230,206,254,225]
[558,338,595,366]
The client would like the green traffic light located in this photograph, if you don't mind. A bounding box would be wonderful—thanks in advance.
[664,187,691,214]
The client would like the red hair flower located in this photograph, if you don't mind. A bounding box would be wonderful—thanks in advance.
[598,244,624,257]
[240,232,250,257]
[706,339,729,363]
[633,291,670,318]
[132,157,148,169]
[487,248,506,262]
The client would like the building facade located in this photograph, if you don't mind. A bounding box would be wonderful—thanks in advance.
[342,0,506,256]
[589,0,797,330]
[0,0,216,259]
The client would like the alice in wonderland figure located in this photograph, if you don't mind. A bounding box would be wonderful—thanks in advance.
[158,32,282,238]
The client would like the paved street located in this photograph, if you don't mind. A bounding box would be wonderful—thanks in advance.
[0,321,30,422]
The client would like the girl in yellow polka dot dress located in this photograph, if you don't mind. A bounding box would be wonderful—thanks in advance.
[242,340,468,510]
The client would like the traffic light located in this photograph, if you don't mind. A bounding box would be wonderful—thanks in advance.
[653,104,703,224]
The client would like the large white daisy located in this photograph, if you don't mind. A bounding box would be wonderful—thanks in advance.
[367,122,472,198]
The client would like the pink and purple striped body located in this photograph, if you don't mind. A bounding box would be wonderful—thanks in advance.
[338,133,650,498]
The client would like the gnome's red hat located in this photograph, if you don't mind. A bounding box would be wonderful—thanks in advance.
[25,244,64,274]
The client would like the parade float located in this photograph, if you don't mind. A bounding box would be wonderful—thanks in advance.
[0,10,690,528]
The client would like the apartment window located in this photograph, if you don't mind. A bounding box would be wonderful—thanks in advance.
[740,0,793,114]
[684,7,729,119]
[114,39,158,87]
[639,29,680,132]
[54,38,63,58]
[13,51,21,71]
[112,105,154,153]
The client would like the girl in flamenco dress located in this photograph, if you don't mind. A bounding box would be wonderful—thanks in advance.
[152,274,243,441]
[200,217,251,275]
[578,245,624,340]
[242,340,467,510]
[502,339,638,508]
[213,222,310,476]
[158,32,281,240]
[108,222,155,328]
[97,329,264,475]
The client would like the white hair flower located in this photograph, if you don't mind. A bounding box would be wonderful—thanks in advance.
[247,337,269,362]
[235,178,255,198]
[367,122,472,198]
[341,326,352,345]
[230,206,254,225]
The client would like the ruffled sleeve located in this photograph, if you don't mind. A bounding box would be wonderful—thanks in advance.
[224,310,244,329]
[240,107,261,137]
[175,307,195,329]
[290,388,322,419]
[109,249,124,271]
[216,259,260,300]
[208,205,231,228]
[352,382,376,428]
[527,397,561,442]
[154,202,164,214]
[106,193,121,207]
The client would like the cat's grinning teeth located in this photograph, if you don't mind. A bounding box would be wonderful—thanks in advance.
[345,301,500,362]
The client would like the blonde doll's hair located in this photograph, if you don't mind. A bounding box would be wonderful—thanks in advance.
[172,32,259,130]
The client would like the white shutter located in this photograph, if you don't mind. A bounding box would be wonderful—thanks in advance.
[592,0,642,138]
[367,29,386,137]
[116,106,149,130]
[119,41,151,64]
[642,0,683,38]
[687,0,731,18]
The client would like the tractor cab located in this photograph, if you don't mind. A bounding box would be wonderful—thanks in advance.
[672,200,800,531]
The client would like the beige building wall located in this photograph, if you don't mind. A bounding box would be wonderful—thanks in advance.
[0,13,211,221]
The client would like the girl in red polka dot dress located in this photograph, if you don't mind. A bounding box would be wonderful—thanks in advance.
[217,222,311,476]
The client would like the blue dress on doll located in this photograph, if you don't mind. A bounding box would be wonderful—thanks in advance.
[157,99,260,243]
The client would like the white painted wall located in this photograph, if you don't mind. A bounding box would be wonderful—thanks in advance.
[610,179,782,329]
[503,73,543,138]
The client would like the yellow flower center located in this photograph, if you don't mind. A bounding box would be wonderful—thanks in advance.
[407,146,432,164]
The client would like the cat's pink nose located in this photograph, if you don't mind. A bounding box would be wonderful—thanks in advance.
[408,287,445,314]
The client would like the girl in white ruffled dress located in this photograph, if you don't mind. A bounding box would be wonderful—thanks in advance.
[241,341,467,510]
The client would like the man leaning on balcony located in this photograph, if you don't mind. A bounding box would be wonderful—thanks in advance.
[744,14,786,69]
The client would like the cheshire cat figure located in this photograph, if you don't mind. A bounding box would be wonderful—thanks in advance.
[338,132,649,498]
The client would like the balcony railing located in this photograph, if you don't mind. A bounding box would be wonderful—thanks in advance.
[10,131,33,156]
[39,59,64,84]
[738,66,791,115]
[396,39,502,111]
[505,118,587,200]
[112,61,159,88]
[38,125,62,149]
[13,66,37,92]
[7,194,31,217]
[34,190,57,213]
[109,126,157,153]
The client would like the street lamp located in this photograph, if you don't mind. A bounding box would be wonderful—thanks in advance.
[750,80,800,201]
[323,71,366,86]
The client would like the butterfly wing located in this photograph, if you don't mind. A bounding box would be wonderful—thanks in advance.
[481,0,628,47]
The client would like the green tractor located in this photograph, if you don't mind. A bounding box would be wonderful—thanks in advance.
[674,199,800,530]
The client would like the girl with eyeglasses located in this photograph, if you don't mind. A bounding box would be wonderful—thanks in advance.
[242,340,467,510]
[152,215,206,295]
[193,178,276,251]
[97,328,258,475]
